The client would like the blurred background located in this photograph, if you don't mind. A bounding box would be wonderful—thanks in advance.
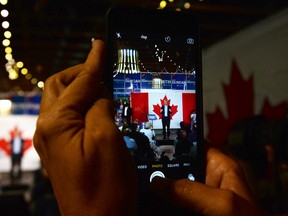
[0,0,288,215]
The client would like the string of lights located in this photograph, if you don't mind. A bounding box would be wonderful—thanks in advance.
[1,0,44,89]
[137,43,194,74]
[155,0,201,73]
[0,0,202,91]
[158,0,204,10]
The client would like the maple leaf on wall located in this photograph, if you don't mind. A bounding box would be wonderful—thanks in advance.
[0,138,33,156]
[206,59,287,148]
[0,139,10,155]
[0,126,33,156]
[153,95,178,120]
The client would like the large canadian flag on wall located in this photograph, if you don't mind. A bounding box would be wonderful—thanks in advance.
[203,8,288,147]
[130,90,196,129]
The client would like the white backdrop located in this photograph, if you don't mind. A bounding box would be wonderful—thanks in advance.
[0,115,40,172]
[202,8,288,137]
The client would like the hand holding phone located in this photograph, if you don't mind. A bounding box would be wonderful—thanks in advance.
[106,7,205,214]
[33,40,137,216]
[32,14,264,216]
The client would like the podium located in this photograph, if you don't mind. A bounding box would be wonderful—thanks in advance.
[146,114,157,127]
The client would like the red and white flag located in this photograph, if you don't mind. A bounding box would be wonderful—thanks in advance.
[131,89,196,129]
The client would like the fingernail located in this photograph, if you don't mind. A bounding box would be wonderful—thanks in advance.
[91,38,95,47]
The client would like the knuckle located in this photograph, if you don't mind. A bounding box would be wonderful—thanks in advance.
[228,161,245,178]
[33,116,47,147]
[173,179,191,197]
[83,63,91,73]
[33,112,56,151]
[220,156,245,178]
[95,125,120,142]
[33,132,43,157]
[44,74,59,87]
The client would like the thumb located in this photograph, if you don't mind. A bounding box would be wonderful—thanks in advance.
[151,177,239,215]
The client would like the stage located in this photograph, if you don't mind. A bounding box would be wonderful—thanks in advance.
[154,129,177,146]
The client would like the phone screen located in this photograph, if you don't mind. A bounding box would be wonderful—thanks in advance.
[106,7,204,194]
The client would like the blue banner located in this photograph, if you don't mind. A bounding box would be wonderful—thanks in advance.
[162,73,172,89]
[171,74,186,90]
[11,94,41,115]
[140,73,152,89]
[113,72,195,98]
[186,74,196,90]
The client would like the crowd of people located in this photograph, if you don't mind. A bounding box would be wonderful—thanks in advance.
[114,100,198,164]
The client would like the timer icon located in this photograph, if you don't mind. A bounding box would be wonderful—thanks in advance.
[165,36,171,42]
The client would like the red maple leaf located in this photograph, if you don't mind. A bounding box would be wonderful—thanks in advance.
[0,139,10,155]
[0,126,33,156]
[0,138,32,156]
[153,95,178,119]
[206,59,286,147]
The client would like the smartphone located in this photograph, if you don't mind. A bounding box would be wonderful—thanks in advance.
[106,7,204,214]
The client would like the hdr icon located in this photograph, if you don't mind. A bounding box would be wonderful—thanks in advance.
[187,38,194,44]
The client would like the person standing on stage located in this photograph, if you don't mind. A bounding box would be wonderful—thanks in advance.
[190,109,197,131]
[9,127,24,179]
[160,99,172,139]
[123,100,132,127]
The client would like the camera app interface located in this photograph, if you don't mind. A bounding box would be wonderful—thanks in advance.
[112,29,198,187]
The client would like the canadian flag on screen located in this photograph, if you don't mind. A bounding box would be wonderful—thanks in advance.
[130,90,196,129]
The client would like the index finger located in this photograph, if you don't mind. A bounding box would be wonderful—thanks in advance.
[57,40,107,112]
[85,39,106,81]
[41,40,106,114]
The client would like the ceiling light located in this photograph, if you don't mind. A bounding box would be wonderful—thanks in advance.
[8,69,18,80]
[116,49,140,74]
[2,39,10,46]
[5,64,12,70]
[31,78,38,85]
[4,30,11,38]
[21,68,28,75]
[2,21,9,29]
[5,53,12,60]
[0,0,8,5]
[8,58,15,64]
[184,2,191,9]
[5,47,12,53]
[37,81,44,89]
[1,9,8,17]
[159,0,167,9]
[25,73,32,80]
[16,61,24,68]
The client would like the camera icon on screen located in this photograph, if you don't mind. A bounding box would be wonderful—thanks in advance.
[187,38,194,44]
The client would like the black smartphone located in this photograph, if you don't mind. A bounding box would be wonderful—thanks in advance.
[106,7,204,214]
